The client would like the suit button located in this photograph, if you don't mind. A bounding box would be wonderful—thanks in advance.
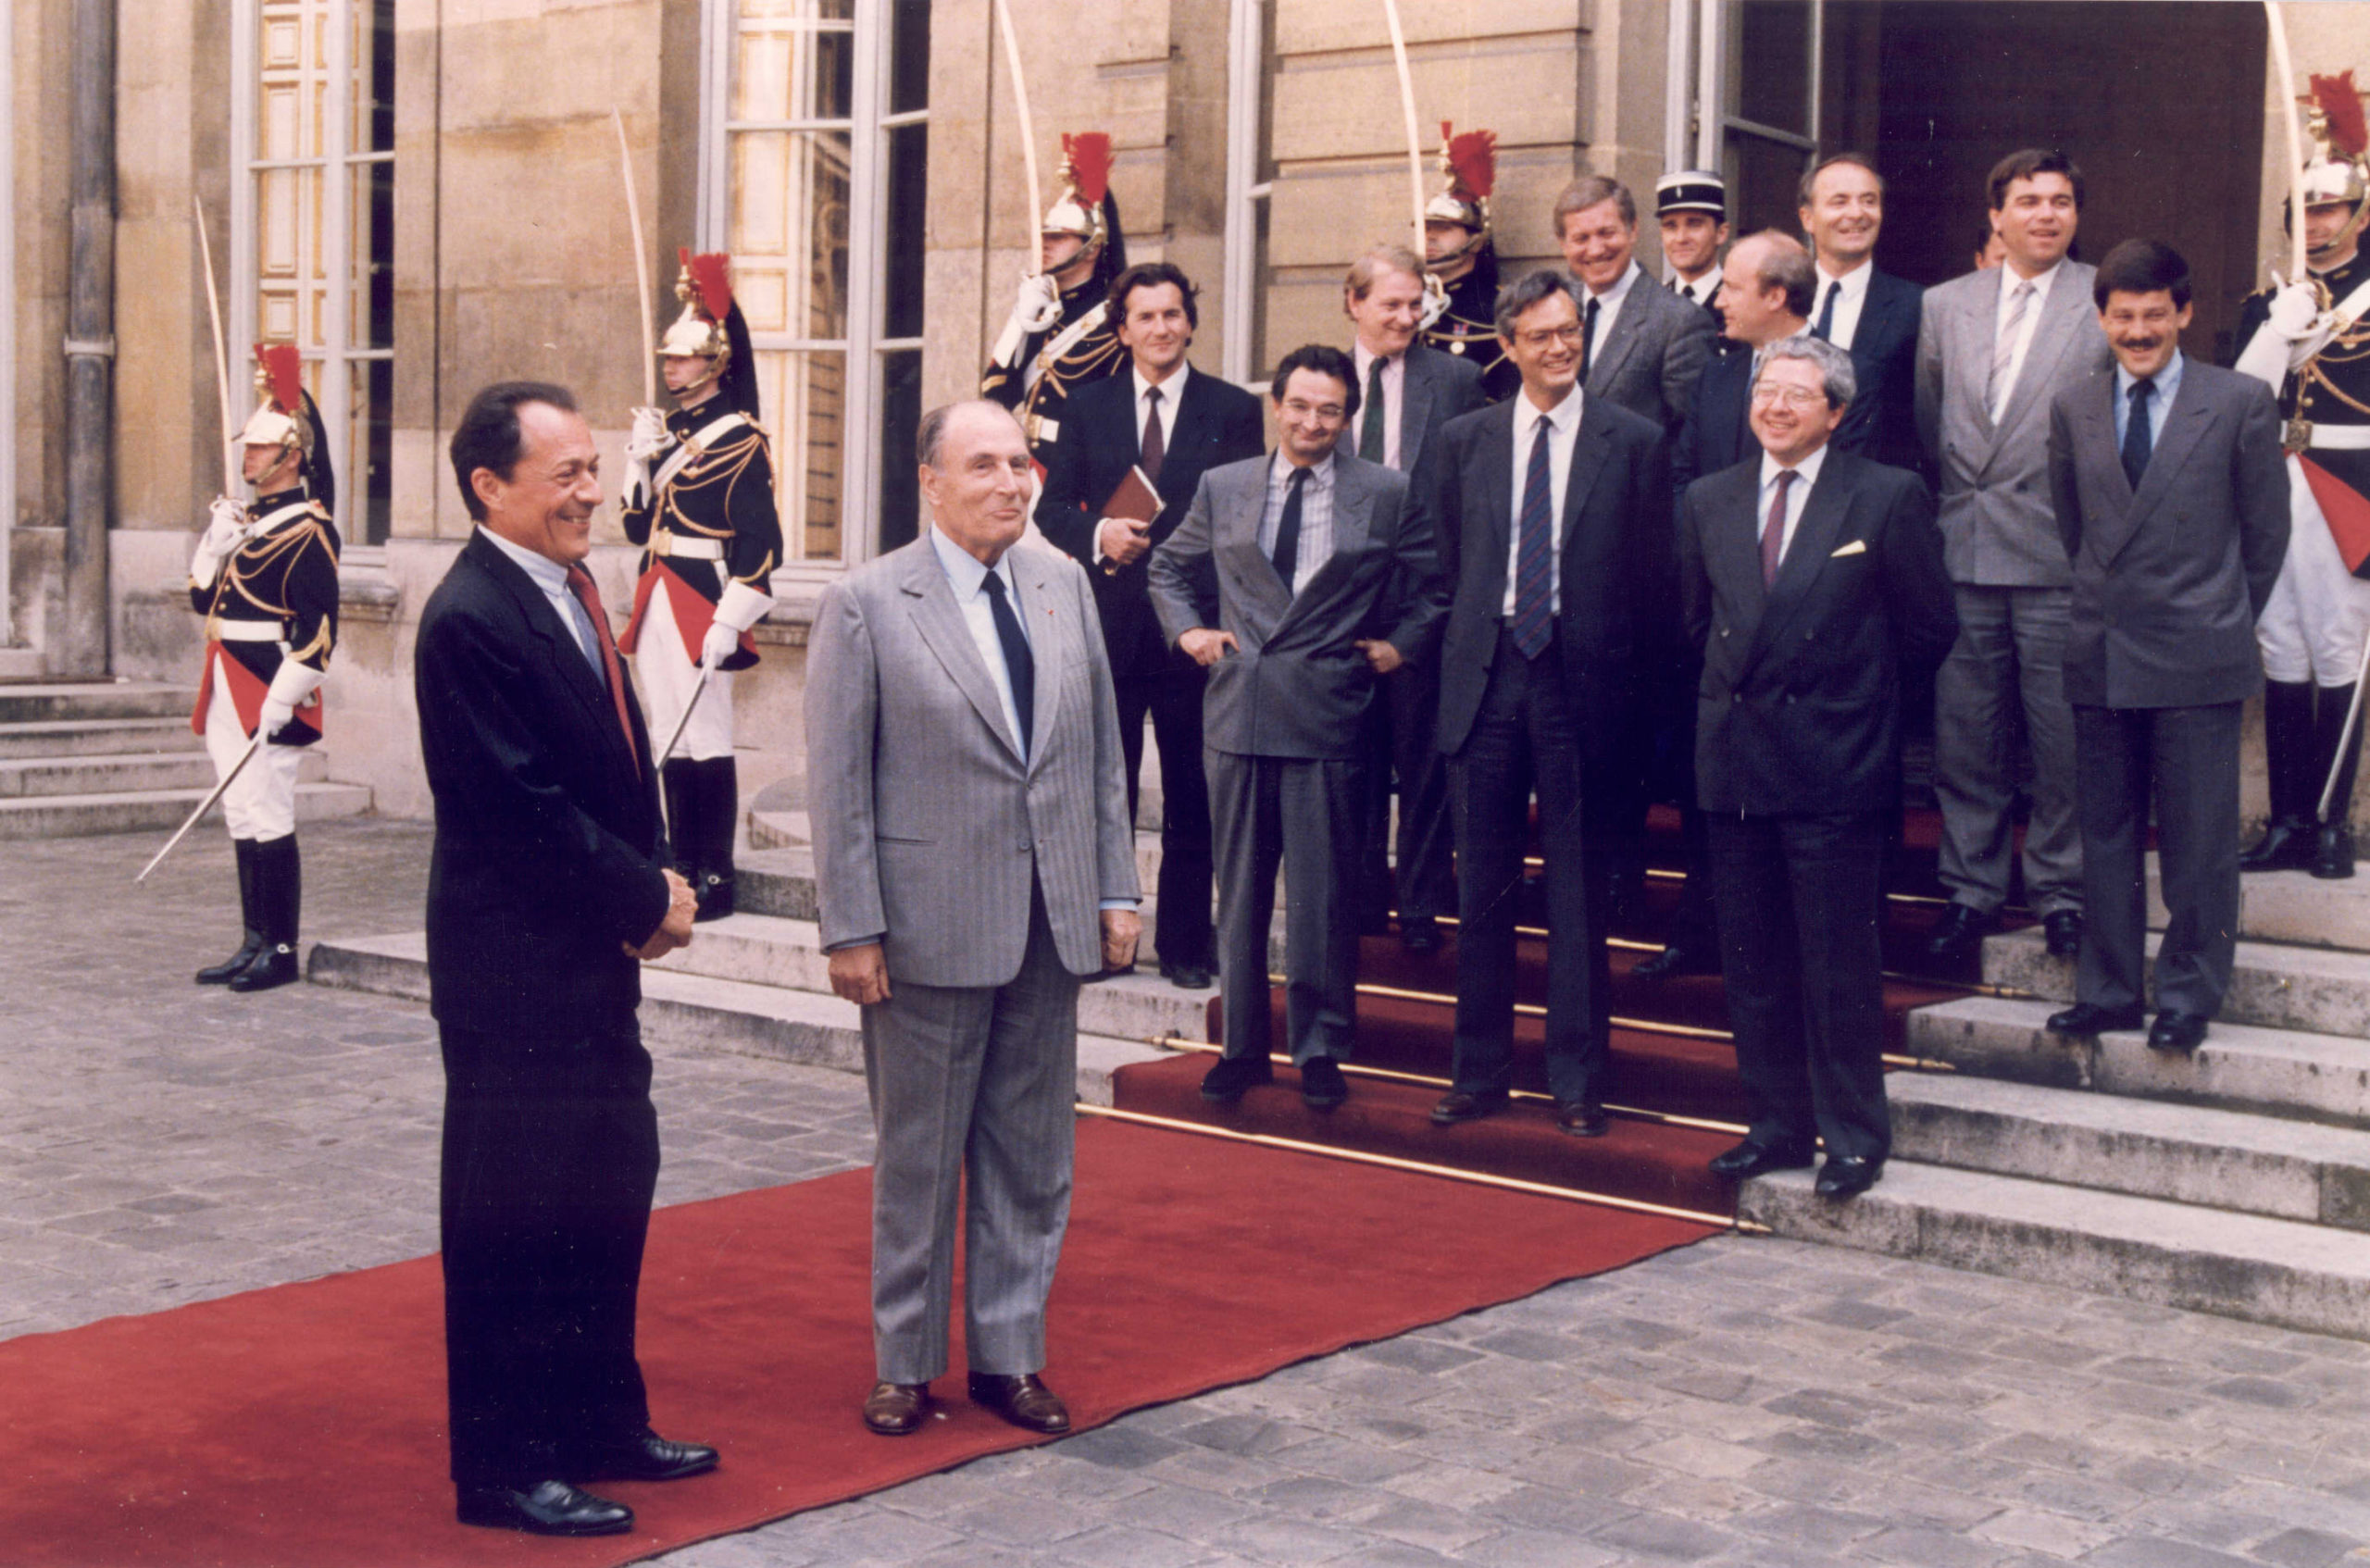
[1785,693,1797,704]
[1018,840,1033,853]
[1732,693,1742,704]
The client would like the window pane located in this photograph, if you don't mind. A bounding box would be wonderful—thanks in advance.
[1737,0,1812,135]
[732,6,854,122]
[349,160,394,351]
[351,0,394,154]
[883,123,927,339]
[753,349,847,562]
[347,358,392,545]
[878,349,922,554]
[1730,133,1809,236]
[888,0,930,116]
[730,129,851,341]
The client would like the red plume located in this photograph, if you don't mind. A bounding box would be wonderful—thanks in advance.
[2314,71,2368,161]
[256,343,304,414]
[1063,132,1114,206]
[678,248,734,322]
[1442,123,1497,201]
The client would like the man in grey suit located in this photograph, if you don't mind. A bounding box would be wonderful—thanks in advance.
[806,400,1141,1440]
[1150,344,1444,1110]
[1556,175,1717,435]
[1341,244,1485,953]
[1915,148,2113,964]
[2043,241,2289,1054]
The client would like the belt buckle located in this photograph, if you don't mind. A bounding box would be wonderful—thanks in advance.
[2285,417,2314,454]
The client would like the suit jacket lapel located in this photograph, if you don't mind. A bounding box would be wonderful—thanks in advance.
[1474,400,1517,604]
[1399,358,1436,473]
[2106,384,2221,566]
[1561,404,1614,550]
[1747,459,1852,669]
[1276,459,1374,638]
[899,544,1025,765]
[1017,549,1064,777]
[468,533,621,750]
[1585,289,1645,397]
[1224,460,1294,632]
[1707,465,1771,663]
[1995,275,2089,441]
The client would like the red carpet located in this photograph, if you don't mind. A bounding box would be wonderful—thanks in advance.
[0,1118,1710,1568]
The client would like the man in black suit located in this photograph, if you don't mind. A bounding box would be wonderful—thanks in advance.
[1682,338,1955,1199]
[1800,153,1925,478]
[2044,241,2289,1053]
[415,383,713,1537]
[1427,269,1673,1137]
[1036,260,1266,989]
[1341,244,1486,952]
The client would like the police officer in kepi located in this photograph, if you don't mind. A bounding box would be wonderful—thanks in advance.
[2237,70,2370,880]
[188,344,341,993]
[979,131,1130,459]
[1418,123,1516,404]
[620,250,782,920]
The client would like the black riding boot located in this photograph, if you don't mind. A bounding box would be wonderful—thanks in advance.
[195,838,267,984]
[692,757,739,921]
[2240,680,2317,872]
[231,834,302,991]
[662,758,703,892]
[2313,684,2361,880]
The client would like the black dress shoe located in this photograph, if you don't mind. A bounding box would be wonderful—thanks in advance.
[228,942,299,993]
[1555,1101,1610,1138]
[2046,1002,2145,1036]
[578,1427,719,1482]
[2043,910,2082,959]
[2239,816,2317,873]
[1632,941,1718,981]
[1428,1089,1508,1126]
[2148,1011,2209,1053]
[1200,1053,1274,1101]
[1814,1156,1882,1199]
[1923,903,1995,963]
[967,1371,1070,1434]
[1706,1139,1815,1178]
[862,1380,931,1436]
[2314,825,2356,880]
[1299,1055,1348,1109]
[455,1481,632,1537]
[195,929,265,986]
[1162,961,1214,990]
[1399,918,1441,955]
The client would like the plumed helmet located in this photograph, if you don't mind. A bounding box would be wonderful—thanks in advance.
[1424,124,1496,259]
[236,344,333,505]
[655,249,760,417]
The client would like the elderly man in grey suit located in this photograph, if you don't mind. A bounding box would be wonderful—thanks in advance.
[2044,241,2289,1054]
[1149,344,1445,1110]
[1915,148,2114,964]
[806,400,1141,1440]
[1341,244,1485,953]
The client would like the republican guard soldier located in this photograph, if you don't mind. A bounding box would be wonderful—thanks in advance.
[979,132,1130,458]
[1418,125,1516,404]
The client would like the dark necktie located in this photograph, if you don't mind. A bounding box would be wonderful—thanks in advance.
[2122,378,2155,489]
[1140,386,1166,482]
[1361,356,1389,464]
[1762,469,1796,589]
[1579,296,1602,380]
[1813,280,1840,342]
[564,565,639,765]
[1512,417,1555,658]
[980,569,1035,758]
[1271,467,1310,590]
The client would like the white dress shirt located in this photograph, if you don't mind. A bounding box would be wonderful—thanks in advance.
[1351,342,1405,469]
[1258,451,1338,595]
[1581,259,1644,364]
[1812,260,1873,351]
[1503,386,1585,618]
[478,526,602,676]
[1669,270,1722,311]
[1756,441,1833,568]
[1990,259,2064,420]
[1134,361,1189,457]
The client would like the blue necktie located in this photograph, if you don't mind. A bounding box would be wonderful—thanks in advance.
[981,570,1034,758]
[1813,280,1840,342]
[2122,378,2154,489]
[1272,467,1310,589]
[1512,418,1555,659]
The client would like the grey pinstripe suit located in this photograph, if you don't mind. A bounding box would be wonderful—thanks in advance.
[806,531,1138,1384]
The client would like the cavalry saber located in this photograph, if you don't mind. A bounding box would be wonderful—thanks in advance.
[193,194,237,493]
[657,659,717,771]
[137,734,261,884]
[1379,0,1428,251]
[2321,641,2370,822]
[2265,0,2309,285]
[991,0,1044,280]
[614,107,656,407]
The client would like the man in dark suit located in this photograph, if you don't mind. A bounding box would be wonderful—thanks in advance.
[1426,269,1673,1137]
[1682,338,1956,1199]
[1036,260,1266,989]
[2044,241,2289,1053]
[1555,174,1716,436]
[1341,244,1485,952]
[416,382,712,1537]
[1800,154,1925,477]
[1150,344,1444,1108]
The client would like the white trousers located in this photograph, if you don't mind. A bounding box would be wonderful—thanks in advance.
[634,585,737,763]
[2259,453,2370,687]
[204,657,305,840]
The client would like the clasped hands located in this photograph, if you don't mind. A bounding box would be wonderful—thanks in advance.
[1177,628,1402,675]
[826,910,1141,1006]
[625,867,699,961]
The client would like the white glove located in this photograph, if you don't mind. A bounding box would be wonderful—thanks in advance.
[701,619,742,669]
[2268,280,2325,340]
[1011,272,1062,335]
[624,405,674,462]
[190,498,250,587]
[258,661,323,741]
[622,460,653,517]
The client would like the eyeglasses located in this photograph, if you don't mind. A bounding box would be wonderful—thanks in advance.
[1512,324,1587,351]
[1749,385,1828,409]
[1280,399,1347,421]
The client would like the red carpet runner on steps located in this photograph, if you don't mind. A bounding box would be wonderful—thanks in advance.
[0,1119,1710,1568]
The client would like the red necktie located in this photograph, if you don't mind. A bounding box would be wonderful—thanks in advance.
[565,564,640,765]
[1140,387,1166,482]
[1762,469,1795,589]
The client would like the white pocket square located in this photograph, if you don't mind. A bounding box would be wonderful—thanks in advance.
[1830,539,1867,557]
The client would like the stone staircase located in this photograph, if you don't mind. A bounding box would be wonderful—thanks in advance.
[0,680,370,839]
[1744,865,2370,1340]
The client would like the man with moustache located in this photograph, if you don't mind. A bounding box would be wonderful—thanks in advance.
[1341,245,1485,952]
[1036,261,1266,989]
[1426,270,1673,1137]
[1682,337,1955,1199]
[417,382,709,1537]
[1800,154,1925,477]
[2045,240,2288,1054]
[1556,175,1716,437]
[1915,149,2112,964]
[1658,171,1730,324]
[808,401,1140,1440]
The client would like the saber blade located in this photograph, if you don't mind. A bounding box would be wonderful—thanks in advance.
[137,734,261,884]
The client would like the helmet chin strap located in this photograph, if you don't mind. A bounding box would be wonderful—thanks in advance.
[670,354,727,402]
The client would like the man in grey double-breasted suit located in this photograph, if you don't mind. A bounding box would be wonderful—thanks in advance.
[1149,344,1445,1111]
[2043,241,2288,1055]
[806,400,1141,1441]
[1915,148,2114,964]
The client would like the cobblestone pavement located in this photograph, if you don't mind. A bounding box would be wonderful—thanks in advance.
[7,821,2370,1567]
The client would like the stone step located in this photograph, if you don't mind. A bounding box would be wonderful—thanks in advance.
[2151,861,2370,952]
[1984,925,2370,1041]
[1889,1071,2370,1230]
[0,716,206,760]
[0,681,192,725]
[0,749,327,799]
[304,931,1166,1106]
[1905,994,2370,1129]
[0,648,44,680]
[1740,1159,2370,1341]
[0,780,371,840]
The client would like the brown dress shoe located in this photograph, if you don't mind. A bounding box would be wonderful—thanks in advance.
[1555,1101,1610,1138]
[967,1371,1070,1434]
[1428,1089,1508,1126]
[862,1380,931,1436]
